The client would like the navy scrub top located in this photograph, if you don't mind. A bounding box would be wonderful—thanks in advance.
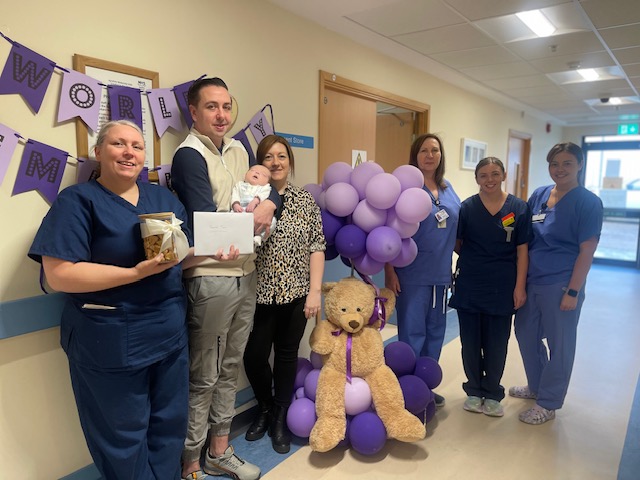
[449,193,531,316]
[28,180,193,370]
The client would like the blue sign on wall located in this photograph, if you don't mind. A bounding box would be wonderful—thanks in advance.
[276,132,314,149]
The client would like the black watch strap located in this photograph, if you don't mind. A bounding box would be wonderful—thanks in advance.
[564,287,578,297]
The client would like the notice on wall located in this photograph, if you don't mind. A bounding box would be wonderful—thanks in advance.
[352,149,367,167]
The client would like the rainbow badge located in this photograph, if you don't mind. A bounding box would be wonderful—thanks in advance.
[501,212,515,227]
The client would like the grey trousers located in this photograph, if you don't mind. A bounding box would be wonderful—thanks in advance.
[182,273,257,463]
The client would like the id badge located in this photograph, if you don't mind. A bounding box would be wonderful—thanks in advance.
[435,208,449,228]
[532,213,546,223]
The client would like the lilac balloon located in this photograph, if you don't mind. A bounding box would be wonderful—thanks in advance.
[414,356,443,390]
[351,162,384,200]
[304,368,321,401]
[325,182,360,217]
[386,209,420,239]
[365,173,402,210]
[294,358,313,390]
[384,341,416,377]
[389,238,418,268]
[310,351,324,369]
[344,377,373,416]
[398,375,431,415]
[352,252,384,276]
[316,190,327,210]
[334,224,367,259]
[366,226,402,263]
[295,386,306,399]
[349,412,387,456]
[303,183,324,204]
[322,162,353,189]
[352,200,387,233]
[321,209,345,245]
[325,244,339,261]
[286,398,317,438]
[392,164,424,191]
[395,188,432,224]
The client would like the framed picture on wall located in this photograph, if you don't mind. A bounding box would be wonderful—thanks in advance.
[461,138,487,171]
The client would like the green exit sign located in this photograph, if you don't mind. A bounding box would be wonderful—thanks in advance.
[618,123,639,135]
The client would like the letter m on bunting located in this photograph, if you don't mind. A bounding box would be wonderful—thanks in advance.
[12,140,67,204]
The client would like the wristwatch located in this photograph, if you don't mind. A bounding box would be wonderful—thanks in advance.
[563,287,578,297]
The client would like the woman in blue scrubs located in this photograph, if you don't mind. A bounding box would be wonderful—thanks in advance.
[449,158,531,417]
[28,121,209,479]
[385,133,460,408]
[511,142,603,425]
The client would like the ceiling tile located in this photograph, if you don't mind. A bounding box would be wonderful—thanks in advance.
[623,64,640,77]
[460,61,539,80]
[487,74,555,89]
[443,0,568,21]
[579,0,640,28]
[529,51,616,73]
[393,23,497,54]
[598,24,640,50]
[431,45,519,68]
[613,46,640,65]
[506,31,605,60]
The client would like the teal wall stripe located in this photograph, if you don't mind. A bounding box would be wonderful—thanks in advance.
[0,293,65,339]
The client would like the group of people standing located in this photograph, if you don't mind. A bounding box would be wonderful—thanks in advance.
[27,74,602,480]
[386,134,603,424]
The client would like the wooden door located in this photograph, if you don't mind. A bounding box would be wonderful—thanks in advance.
[375,111,415,173]
[506,130,531,200]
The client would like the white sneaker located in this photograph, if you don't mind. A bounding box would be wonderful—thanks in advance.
[204,445,260,480]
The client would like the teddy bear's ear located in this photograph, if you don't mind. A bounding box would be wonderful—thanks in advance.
[379,287,397,315]
[322,282,337,294]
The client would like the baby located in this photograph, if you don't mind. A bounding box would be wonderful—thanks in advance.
[231,164,276,246]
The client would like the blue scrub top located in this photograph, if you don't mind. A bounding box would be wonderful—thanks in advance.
[527,185,603,285]
[449,194,531,315]
[29,180,193,370]
[396,180,460,286]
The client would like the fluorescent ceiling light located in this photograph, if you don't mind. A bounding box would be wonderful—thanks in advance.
[516,10,556,37]
[609,97,622,105]
[578,68,600,81]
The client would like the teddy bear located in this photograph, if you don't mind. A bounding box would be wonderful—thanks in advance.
[309,276,426,452]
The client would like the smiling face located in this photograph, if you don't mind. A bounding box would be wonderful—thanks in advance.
[260,141,291,190]
[94,123,145,185]
[476,162,505,194]
[549,151,582,190]
[416,137,441,177]
[189,85,232,149]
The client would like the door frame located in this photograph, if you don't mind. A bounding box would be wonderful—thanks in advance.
[507,129,531,201]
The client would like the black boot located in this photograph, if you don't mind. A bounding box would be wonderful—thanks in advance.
[269,405,291,454]
[245,401,272,441]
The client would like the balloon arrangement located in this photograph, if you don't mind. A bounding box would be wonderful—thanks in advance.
[304,162,432,275]
[286,341,442,456]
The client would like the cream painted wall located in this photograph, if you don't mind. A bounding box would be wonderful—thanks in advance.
[0,0,609,477]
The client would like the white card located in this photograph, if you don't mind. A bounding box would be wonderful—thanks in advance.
[194,212,254,256]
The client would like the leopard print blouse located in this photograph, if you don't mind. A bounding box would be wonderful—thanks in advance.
[255,182,326,304]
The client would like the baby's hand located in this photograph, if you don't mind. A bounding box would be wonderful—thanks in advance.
[246,198,260,212]
[232,202,243,213]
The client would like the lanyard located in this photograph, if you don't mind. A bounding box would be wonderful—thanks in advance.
[426,188,440,207]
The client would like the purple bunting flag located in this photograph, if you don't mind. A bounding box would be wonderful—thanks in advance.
[138,167,149,184]
[148,88,183,136]
[0,43,55,113]
[76,158,100,184]
[108,85,143,130]
[12,140,67,204]
[154,164,173,189]
[173,80,194,129]
[232,129,256,166]
[0,123,20,186]
[248,110,274,145]
[57,70,101,132]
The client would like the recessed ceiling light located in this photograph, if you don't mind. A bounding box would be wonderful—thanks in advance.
[516,10,556,37]
[578,69,600,81]
[609,97,622,105]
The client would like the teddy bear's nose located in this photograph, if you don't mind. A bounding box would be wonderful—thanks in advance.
[349,320,360,329]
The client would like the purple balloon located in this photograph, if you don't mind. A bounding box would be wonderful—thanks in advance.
[349,412,387,456]
[294,358,313,390]
[392,164,424,191]
[344,377,373,416]
[325,182,360,217]
[322,162,353,189]
[295,386,306,399]
[304,368,321,401]
[325,244,339,261]
[317,190,326,210]
[414,356,443,390]
[384,341,416,377]
[303,183,323,204]
[398,375,431,415]
[389,238,418,268]
[340,255,353,269]
[386,209,420,239]
[351,162,384,200]
[335,224,367,259]
[352,252,384,276]
[321,209,345,245]
[310,351,324,369]
[366,226,402,263]
[395,188,432,224]
[352,200,387,233]
[337,417,352,448]
[415,399,437,423]
[365,173,402,210]
[286,398,317,438]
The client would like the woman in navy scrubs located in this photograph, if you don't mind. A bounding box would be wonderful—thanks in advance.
[28,121,217,479]
[385,133,460,407]
[449,157,531,417]
[510,142,602,425]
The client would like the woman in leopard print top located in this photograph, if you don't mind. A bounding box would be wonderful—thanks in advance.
[243,135,325,454]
